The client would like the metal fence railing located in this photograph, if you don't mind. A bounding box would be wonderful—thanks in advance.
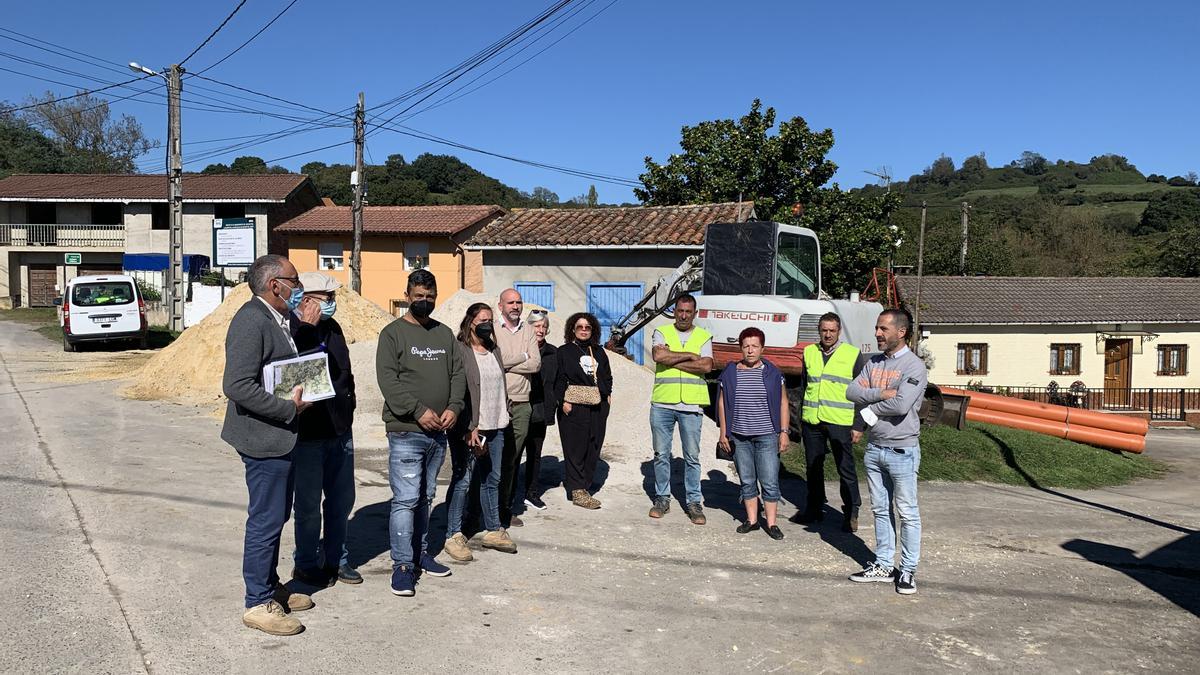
[972,386,1200,421]
[0,223,125,247]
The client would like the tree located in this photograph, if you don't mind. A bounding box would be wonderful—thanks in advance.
[1140,190,1200,233]
[925,154,956,186]
[1017,151,1048,176]
[0,114,68,177]
[958,153,988,182]
[20,91,156,173]
[530,186,559,207]
[637,99,899,296]
[1158,223,1200,276]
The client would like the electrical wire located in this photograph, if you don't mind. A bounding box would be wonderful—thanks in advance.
[0,70,151,114]
[195,0,303,75]
[179,0,249,67]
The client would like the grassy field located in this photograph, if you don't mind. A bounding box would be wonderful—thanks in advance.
[0,306,176,349]
[1064,200,1150,217]
[1068,183,1180,195]
[960,185,1039,200]
[781,421,1166,489]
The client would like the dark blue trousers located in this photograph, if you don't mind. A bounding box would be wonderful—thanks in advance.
[241,451,295,608]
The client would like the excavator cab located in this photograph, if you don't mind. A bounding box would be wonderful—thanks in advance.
[701,221,822,299]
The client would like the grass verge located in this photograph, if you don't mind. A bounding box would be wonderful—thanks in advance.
[781,421,1167,489]
[1,307,176,349]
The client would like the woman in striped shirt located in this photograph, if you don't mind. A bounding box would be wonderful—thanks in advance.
[716,327,790,540]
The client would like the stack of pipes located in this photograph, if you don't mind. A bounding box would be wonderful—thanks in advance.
[939,387,1148,453]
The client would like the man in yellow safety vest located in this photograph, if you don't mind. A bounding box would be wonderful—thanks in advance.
[794,312,867,532]
[648,294,713,525]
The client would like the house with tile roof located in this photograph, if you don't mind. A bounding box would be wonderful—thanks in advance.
[463,201,755,365]
[0,173,320,308]
[276,204,504,313]
[896,275,1200,420]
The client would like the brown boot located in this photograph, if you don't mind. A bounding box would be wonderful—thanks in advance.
[242,600,303,636]
[481,529,518,554]
[685,502,706,525]
[273,584,313,612]
[444,532,474,561]
[571,489,601,510]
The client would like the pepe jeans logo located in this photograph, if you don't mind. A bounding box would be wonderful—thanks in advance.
[410,346,447,361]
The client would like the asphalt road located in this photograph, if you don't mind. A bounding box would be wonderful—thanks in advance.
[1,318,1197,673]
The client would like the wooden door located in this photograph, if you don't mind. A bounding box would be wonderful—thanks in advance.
[28,266,58,307]
[1103,339,1132,407]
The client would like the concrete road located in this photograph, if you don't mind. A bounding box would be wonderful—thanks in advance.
[1,318,1197,673]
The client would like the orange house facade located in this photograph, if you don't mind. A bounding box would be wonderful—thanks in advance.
[278,205,502,314]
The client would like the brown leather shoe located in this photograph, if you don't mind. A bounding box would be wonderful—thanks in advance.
[273,584,313,612]
[571,489,601,510]
[481,529,518,554]
[444,532,474,561]
[243,600,303,636]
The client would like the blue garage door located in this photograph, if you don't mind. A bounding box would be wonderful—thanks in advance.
[586,282,644,365]
[514,281,555,311]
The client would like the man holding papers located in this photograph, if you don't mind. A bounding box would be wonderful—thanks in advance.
[221,254,314,636]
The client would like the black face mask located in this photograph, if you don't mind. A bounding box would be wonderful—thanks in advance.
[473,322,495,341]
[409,299,435,319]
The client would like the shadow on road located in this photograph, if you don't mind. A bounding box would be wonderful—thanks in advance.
[1063,531,1200,617]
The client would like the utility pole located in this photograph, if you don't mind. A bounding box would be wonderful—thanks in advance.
[959,200,970,276]
[913,201,927,345]
[350,92,365,294]
[167,64,185,332]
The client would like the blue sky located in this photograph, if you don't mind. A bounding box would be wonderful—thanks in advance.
[2,1,1197,203]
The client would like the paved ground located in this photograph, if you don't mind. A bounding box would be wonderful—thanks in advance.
[1,318,1197,673]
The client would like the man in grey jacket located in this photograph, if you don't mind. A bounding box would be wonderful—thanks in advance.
[222,254,314,635]
[845,308,928,596]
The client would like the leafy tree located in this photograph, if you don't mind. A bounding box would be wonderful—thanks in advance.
[1189,171,1199,185]
[637,99,899,296]
[530,186,559,207]
[410,153,483,194]
[0,115,68,177]
[926,154,956,186]
[1147,174,1167,183]
[1017,151,1048,176]
[1140,190,1200,233]
[1158,223,1200,276]
[1166,175,1194,187]
[958,153,988,181]
[20,91,156,172]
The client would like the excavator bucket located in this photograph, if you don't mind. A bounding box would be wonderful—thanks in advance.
[919,383,969,430]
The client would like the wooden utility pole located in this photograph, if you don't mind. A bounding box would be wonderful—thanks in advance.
[166,64,185,332]
[913,201,927,345]
[350,92,365,294]
[958,201,970,276]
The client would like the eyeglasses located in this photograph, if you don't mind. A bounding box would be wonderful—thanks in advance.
[574,324,593,331]
[528,310,547,320]
[274,276,300,285]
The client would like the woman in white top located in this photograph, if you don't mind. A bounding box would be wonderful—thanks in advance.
[443,303,517,561]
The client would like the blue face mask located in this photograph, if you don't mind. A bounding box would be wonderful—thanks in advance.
[279,283,304,311]
[319,299,336,319]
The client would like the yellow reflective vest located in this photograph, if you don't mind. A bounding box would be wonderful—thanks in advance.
[802,342,859,426]
[652,324,711,406]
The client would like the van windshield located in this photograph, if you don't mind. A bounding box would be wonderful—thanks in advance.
[72,282,135,307]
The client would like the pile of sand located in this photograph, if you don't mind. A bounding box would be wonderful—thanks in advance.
[123,283,395,409]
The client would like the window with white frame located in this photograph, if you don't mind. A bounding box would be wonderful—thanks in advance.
[405,241,429,271]
[318,242,344,270]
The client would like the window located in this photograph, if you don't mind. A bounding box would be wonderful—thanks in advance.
[1050,343,1081,375]
[151,204,169,230]
[1158,345,1188,376]
[774,231,820,300]
[72,281,135,307]
[405,241,429,271]
[27,202,56,224]
[318,242,344,271]
[514,281,555,311]
[91,204,122,225]
[390,299,408,317]
[956,343,988,375]
[213,204,246,220]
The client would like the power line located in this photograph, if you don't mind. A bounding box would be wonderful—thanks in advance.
[179,0,249,67]
[195,0,303,75]
[187,72,355,122]
[0,68,151,114]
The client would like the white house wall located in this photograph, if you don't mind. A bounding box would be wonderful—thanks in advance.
[923,323,1200,388]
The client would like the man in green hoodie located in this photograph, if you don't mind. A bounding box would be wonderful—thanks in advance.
[376,269,465,597]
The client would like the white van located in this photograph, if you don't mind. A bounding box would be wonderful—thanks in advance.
[60,274,149,351]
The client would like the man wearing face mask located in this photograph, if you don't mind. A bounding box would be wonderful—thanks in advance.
[288,272,360,589]
[222,254,313,636]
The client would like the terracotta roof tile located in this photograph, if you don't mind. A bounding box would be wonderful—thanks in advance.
[463,202,755,247]
[0,173,311,202]
[896,276,1200,324]
[275,205,504,236]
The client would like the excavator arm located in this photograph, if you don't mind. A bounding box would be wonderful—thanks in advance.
[606,253,704,355]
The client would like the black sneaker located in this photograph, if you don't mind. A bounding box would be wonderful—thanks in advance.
[896,571,917,595]
[291,566,334,588]
[849,563,896,583]
[765,525,785,540]
[736,520,760,534]
[525,495,547,511]
[390,565,416,596]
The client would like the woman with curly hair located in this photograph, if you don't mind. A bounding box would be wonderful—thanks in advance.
[554,312,612,509]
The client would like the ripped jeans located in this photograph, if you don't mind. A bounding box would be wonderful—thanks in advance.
[387,431,447,570]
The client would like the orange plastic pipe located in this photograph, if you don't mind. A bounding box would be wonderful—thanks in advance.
[966,407,1068,438]
[1065,425,1145,453]
[1065,408,1148,436]
[953,389,1068,423]
[941,386,1148,437]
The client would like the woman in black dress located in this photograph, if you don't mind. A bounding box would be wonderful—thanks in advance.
[554,312,612,509]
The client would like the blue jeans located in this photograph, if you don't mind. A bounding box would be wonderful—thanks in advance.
[292,431,355,571]
[387,431,446,569]
[650,406,703,504]
[732,433,781,503]
[864,443,922,573]
[241,451,294,608]
[446,428,504,535]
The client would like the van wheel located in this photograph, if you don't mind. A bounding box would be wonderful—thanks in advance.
[138,336,149,349]
[63,335,76,352]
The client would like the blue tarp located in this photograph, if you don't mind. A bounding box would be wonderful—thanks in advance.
[123,253,210,277]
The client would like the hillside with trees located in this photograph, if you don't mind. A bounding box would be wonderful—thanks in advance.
[854,152,1200,277]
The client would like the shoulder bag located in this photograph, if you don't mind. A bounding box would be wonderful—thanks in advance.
[563,344,602,405]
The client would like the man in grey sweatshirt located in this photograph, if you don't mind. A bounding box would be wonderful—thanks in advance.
[845,308,927,596]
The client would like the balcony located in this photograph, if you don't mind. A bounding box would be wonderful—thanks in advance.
[0,223,125,248]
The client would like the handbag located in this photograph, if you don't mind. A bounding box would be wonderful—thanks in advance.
[563,345,602,405]
[716,436,736,462]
